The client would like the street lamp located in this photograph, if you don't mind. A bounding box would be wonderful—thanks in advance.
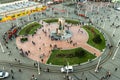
[117,38,120,47]
[0,41,5,53]
[37,61,40,75]
[95,57,101,72]
[112,46,119,60]
[102,19,106,29]
[66,9,68,17]
[112,28,116,37]
[16,18,19,27]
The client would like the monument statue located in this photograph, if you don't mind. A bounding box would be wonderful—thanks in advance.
[57,17,65,36]
[50,17,72,40]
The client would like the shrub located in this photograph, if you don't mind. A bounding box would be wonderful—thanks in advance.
[66,19,79,24]
[93,34,102,44]
[75,49,86,57]
[20,37,28,43]
[43,19,58,23]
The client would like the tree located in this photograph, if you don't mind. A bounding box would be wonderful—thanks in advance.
[93,34,102,44]
[75,49,86,57]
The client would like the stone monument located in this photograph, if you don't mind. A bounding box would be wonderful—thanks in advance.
[50,18,72,40]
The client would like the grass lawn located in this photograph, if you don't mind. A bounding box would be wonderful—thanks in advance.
[83,25,106,51]
[47,48,96,65]
[19,22,41,35]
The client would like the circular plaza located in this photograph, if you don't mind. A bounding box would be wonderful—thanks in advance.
[0,0,120,80]
[16,18,102,65]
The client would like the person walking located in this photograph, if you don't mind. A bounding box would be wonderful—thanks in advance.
[11,69,14,74]
[115,68,118,71]
[19,69,22,72]
[12,76,14,79]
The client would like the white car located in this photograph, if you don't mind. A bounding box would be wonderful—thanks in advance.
[47,1,54,5]
[0,71,9,79]
[116,7,120,11]
[61,66,73,73]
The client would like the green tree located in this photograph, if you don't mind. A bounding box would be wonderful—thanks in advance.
[93,34,102,44]
[75,49,86,57]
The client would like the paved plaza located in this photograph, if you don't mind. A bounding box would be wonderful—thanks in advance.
[0,1,120,80]
[16,22,101,63]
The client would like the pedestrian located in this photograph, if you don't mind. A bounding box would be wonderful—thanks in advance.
[6,46,9,49]
[11,69,14,74]
[32,74,34,79]
[12,76,14,79]
[82,72,84,76]
[115,68,118,71]
[41,59,44,62]
[35,77,37,80]
[47,68,50,72]
[15,58,17,61]
[18,60,21,64]
[19,69,22,72]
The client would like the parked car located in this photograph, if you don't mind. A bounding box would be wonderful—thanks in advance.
[61,66,73,73]
[0,71,9,79]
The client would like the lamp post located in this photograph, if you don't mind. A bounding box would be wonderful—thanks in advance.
[97,6,99,12]
[112,28,116,37]
[112,46,119,60]
[17,18,19,27]
[28,13,30,21]
[0,41,4,53]
[66,62,69,76]
[38,61,40,75]
[102,19,106,29]
[41,12,42,18]
[117,38,120,47]
[100,1,103,8]
[95,57,101,72]
[91,5,93,12]
[85,10,87,17]
[67,9,68,17]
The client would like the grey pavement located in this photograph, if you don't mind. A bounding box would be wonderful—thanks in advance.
[0,1,120,80]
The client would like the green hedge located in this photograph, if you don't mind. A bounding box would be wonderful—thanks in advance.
[66,19,79,24]
[43,18,79,24]
[19,22,41,35]
[43,18,58,23]
[20,37,28,43]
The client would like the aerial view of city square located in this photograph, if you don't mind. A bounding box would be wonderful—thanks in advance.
[0,0,120,80]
